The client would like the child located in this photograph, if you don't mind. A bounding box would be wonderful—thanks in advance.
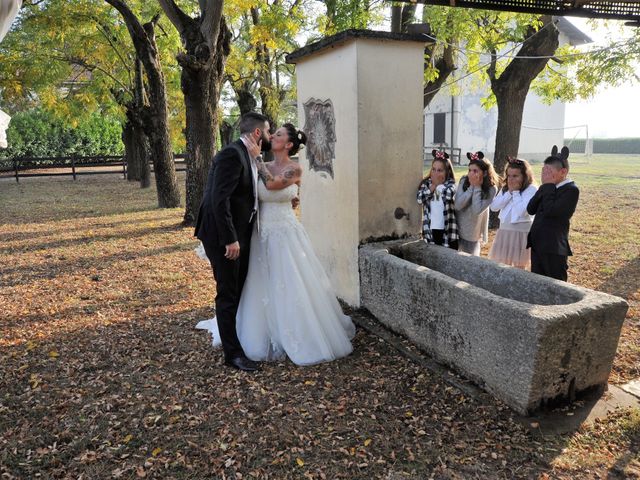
[417,150,458,250]
[526,146,580,281]
[454,151,498,256]
[488,157,537,268]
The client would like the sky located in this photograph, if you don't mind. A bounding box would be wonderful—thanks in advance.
[563,18,639,138]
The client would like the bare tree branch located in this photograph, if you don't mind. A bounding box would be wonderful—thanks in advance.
[157,0,193,38]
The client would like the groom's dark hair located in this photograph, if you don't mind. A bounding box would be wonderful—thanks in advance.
[239,112,268,135]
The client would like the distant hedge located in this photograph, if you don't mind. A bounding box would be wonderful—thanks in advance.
[0,109,123,168]
[565,138,640,154]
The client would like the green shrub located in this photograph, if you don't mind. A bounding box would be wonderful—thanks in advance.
[0,108,124,167]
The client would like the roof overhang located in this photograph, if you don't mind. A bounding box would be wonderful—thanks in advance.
[397,1,640,22]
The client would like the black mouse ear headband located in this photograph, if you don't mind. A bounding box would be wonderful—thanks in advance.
[549,145,570,167]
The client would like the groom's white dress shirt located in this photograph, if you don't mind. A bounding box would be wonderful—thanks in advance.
[240,136,259,230]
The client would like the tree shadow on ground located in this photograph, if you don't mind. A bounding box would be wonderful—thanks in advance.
[598,256,640,302]
[0,216,176,243]
[0,241,196,288]
[0,223,185,256]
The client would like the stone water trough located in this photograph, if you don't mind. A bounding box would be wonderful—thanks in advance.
[359,239,628,415]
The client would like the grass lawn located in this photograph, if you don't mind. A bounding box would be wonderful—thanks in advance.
[1,155,639,479]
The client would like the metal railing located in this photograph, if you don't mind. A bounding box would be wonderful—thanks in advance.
[424,146,462,166]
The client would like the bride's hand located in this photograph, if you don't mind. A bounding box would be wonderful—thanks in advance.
[245,135,262,159]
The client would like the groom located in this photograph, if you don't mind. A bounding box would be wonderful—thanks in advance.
[195,112,270,371]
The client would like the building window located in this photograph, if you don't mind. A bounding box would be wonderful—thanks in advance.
[433,113,446,144]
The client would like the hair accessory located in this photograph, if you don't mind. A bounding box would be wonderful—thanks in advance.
[297,131,303,141]
[432,149,449,160]
[548,145,570,168]
[507,156,524,165]
[466,151,484,162]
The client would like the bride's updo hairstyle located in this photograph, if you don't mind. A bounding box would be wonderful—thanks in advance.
[283,123,307,156]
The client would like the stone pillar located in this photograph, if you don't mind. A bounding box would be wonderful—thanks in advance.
[287,30,427,306]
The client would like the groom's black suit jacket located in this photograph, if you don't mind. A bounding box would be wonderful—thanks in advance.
[195,139,256,249]
[526,181,580,256]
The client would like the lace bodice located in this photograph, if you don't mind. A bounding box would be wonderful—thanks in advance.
[258,183,299,228]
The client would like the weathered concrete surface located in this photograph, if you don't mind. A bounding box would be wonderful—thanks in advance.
[359,239,628,415]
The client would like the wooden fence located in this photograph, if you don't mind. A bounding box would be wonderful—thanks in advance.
[0,154,187,183]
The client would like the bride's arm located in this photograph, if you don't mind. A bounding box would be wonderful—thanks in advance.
[256,160,302,190]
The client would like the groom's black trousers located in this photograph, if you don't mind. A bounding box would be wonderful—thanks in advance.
[203,237,252,361]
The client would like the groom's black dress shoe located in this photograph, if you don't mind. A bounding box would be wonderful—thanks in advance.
[225,356,260,372]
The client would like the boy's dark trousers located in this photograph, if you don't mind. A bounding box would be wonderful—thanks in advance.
[530,248,568,282]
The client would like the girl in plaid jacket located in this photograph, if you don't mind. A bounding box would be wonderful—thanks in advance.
[417,150,459,249]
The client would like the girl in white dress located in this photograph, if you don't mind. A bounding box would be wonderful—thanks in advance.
[197,124,355,366]
[488,158,537,269]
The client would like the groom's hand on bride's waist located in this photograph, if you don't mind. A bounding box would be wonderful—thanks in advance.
[291,196,300,209]
[225,241,240,260]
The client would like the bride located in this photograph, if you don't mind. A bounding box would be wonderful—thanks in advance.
[197,123,355,366]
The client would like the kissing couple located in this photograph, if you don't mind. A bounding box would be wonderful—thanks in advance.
[194,112,355,371]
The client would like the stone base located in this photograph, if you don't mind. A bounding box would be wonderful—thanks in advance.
[359,239,628,415]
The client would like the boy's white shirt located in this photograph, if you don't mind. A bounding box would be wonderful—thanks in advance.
[556,178,572,189]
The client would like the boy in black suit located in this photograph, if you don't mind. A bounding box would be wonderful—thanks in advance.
[526,146,580,282]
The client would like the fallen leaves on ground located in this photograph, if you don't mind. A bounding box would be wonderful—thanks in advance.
[1,169,639,479]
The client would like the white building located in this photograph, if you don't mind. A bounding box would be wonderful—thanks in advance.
[423,17,591,164]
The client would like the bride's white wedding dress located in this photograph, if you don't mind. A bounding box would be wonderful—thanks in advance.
[196,182,355,366]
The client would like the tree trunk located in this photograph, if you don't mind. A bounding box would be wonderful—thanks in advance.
[181,27,230,226]
[391,3,416,33]
[251,8,279,129]
[424,43,456,109]
[123,120,140,181]
[401,3,416,32]
[142,25,180,207]
[129,56,152,188]
[123,117,151,187]
[235,84,257,116]
[422,10,457,109]
[493,87,529,176]
[158,0,231,226]
[105,0,180,208]
[488,15,559,228]
[391,4,401,33]
[219,119,234,147]
[490,16,559,175]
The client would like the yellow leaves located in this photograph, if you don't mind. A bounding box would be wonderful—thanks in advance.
[250,25,278,51]
[40,88,59,110]
[48,350,59,359]
[29,373,40,389]
[123,434,133,444]
[296,457,304,467]
[364,438,372,447]
[151,447,162,457]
